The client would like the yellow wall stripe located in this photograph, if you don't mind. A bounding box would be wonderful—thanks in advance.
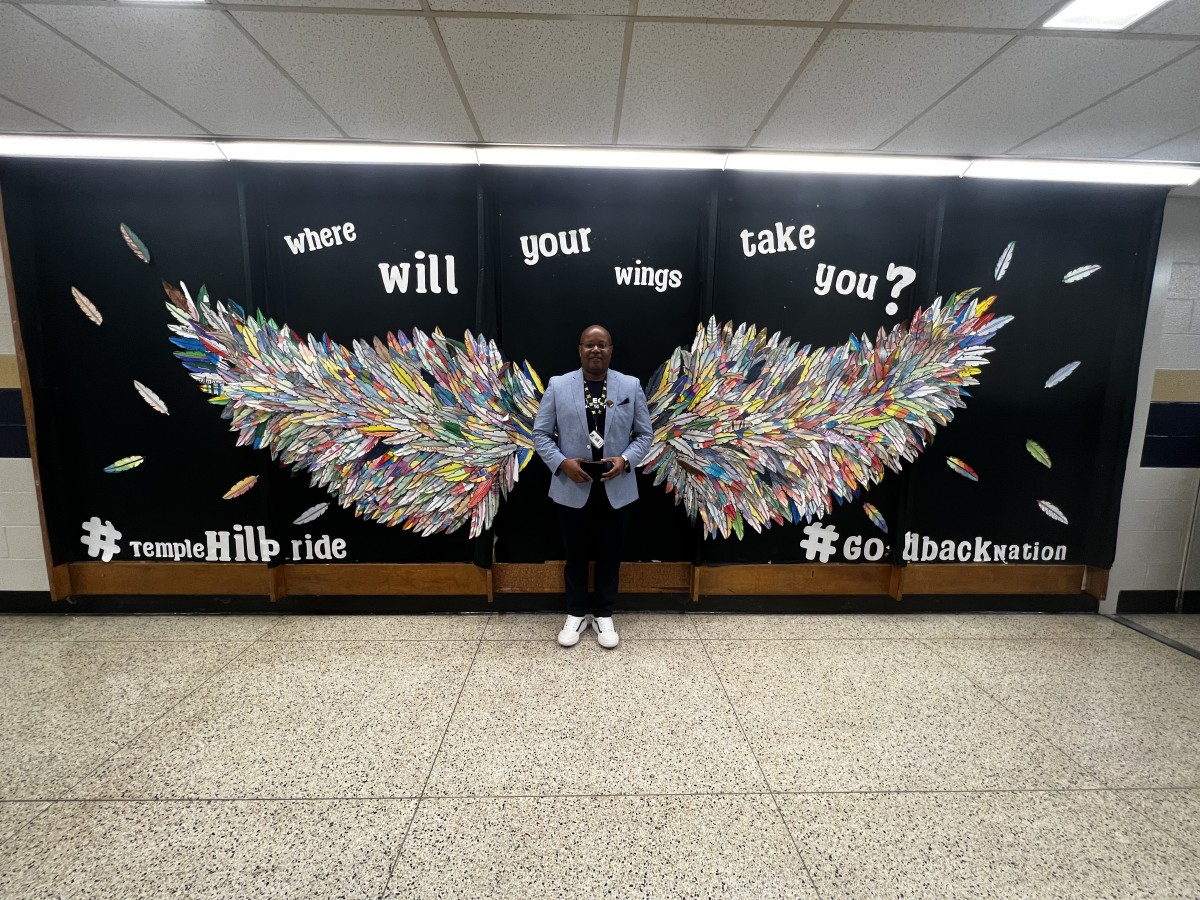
[1152,369,1200,402]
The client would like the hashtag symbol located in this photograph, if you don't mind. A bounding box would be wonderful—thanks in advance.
[798,521,839,562]
[80,517,122,562]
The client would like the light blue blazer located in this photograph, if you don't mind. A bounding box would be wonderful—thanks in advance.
[533,368,653,509]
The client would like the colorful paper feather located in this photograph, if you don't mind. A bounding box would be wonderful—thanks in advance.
[863,502,888,533]
[1044,361,1079,389]
[946,456,979,481]
[994,241,1015,281]
[166,283,542,537]
[642,289,1012,538]
[120,223,150,264]
[1026,440,1051,468]
[71,287,103,325]
[1037,499,1068,524]
[104,455,143,473]
[1062,265,1100,283]
[293,502,329,525]
[133,380,169,415]
[223,475,258,499]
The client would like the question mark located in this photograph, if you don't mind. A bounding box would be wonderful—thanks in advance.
[885,263,917,315]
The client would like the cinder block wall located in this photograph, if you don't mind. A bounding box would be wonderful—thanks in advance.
[1107,197,1200,610]
[0,249,49,592]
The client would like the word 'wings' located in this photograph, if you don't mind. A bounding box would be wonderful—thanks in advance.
[643,290,1012,538]
[164,282,541,537]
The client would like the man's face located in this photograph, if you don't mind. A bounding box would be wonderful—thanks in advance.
[579,327,612,378]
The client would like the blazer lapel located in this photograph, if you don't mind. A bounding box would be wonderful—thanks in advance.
[571,369,589,444]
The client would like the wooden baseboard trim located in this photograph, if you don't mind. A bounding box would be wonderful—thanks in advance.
[492,562,691,594]
[54,561,1095,599]
[898,564,1085,596]
[698,564,893,596]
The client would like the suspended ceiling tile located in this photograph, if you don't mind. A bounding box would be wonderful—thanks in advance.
[430,1,627,13]
[757,29,1009,150]
[235,12,472,141]
[1135,128,1200,161]
[0,96,66,133]
[840,0,1060,27]
[883,36,1189,156]
[0,5,196,134]
[1134,0,1200,34]
[1019,50,1200,159]
[638,1,842,19]
[28,5,338,138]
[438,17,625,143]
[620,22,821,146]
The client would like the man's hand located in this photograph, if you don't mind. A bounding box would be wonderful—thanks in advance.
[559,458,593,484]
[600,456,626,481]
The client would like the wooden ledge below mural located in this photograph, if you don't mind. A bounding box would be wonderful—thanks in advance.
[51,561,1103,604]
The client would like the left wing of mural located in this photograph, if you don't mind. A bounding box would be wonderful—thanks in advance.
[163,282,542,538]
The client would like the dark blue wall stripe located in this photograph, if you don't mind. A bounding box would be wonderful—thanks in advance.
[0,389,28,458]
[1141,401,1200,468]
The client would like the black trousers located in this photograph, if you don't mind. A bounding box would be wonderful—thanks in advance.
[558,483,631,618]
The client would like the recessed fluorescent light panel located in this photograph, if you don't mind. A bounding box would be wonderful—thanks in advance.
[218,141,476,165]
[1043,0,1173,30]
[727,153,969,177]
[477,146,725,169]
[0,135,223,160]
[965,158,1199,186]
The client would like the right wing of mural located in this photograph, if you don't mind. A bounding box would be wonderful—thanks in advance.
[643,290,1013,538]
[163,282,542,538]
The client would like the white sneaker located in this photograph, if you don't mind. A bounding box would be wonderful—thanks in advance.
[557,614,589,647]
[593,616,619,649]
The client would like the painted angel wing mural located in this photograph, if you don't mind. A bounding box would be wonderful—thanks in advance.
[163,281,542,537]
[642,290,1013,538]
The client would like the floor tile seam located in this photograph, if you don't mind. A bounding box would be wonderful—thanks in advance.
[1105,788,1200,862]
[913,636,1110,786]
[380,628,486,895]
[13,786,1192,804]
[47,640,264,805]
[695,634,825,900]
[0,800,51,858]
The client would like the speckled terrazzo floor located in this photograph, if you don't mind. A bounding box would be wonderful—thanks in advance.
[1,612,1199,899]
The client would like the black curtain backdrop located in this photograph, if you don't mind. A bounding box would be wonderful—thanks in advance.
[0,159,1164,570]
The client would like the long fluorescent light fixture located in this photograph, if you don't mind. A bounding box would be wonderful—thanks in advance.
[728,152,969,177]
[1,136,1197,185]
[1043,0,1173,30]
[966,158,1200,186]
[0,135,223,161]
[218,141,476,165]
[477,146,725,169]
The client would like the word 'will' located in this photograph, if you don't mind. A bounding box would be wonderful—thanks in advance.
[740,222,815,257]
[284,221,357,254]
[378,252,459,295]
[520,227,593,266]
[614,261,682,292]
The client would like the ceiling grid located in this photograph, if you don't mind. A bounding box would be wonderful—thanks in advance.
[0,0,1195,167]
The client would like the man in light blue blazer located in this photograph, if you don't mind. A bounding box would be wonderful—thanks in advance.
[533,325,653,649]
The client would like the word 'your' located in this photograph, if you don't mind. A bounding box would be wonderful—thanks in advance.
[520,227,593,266]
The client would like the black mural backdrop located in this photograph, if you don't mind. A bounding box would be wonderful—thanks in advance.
[0,159,1164,573]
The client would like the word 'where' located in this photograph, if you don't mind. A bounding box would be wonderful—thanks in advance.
[284,222,357,254]
[378,252,459,295]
